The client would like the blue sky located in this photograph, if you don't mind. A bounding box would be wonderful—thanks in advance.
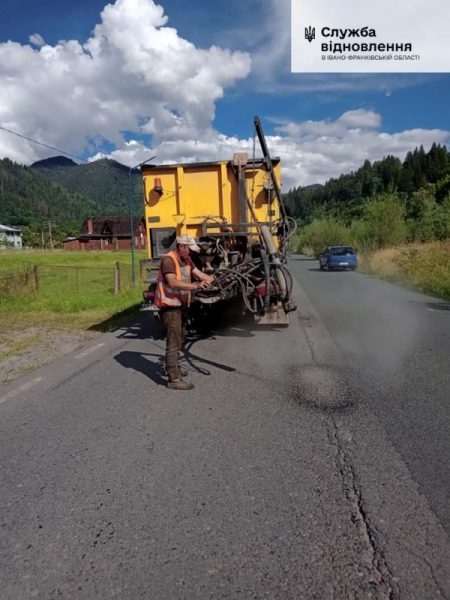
[0,0,449,188]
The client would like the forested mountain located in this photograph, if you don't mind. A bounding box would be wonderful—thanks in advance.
[0,156,143,246]
[31,155,78,171]
[31,156,141,215]
[283,144,450,223]
[0,158,97,229]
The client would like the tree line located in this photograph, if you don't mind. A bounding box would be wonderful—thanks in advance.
[283,144,450,254]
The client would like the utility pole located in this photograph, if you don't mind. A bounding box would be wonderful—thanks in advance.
[48,221,53,250]
[41,221,56,249]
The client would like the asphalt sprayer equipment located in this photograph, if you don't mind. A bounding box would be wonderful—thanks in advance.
[141,116,297,325]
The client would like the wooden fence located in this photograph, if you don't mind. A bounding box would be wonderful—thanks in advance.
[0,262,131,298]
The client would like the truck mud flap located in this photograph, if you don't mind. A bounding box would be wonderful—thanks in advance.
[254,306,289,326]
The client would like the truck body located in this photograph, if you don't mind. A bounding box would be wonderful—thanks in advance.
[142,157,282,258]
[141,117,296,325]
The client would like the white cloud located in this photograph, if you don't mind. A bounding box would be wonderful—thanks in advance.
[101,109,449,189]
[267,112,449,187]
[0,0,250,163]
[337,109,381,129]
[29,33,46,47]
[249,0,291,84]
[274,109,381,141]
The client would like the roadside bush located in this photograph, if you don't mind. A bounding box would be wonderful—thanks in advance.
[349,219,371,250]
[292,217,351,256]
[361,193,408,249]
[407,189,450,242]
[434,195,450,240]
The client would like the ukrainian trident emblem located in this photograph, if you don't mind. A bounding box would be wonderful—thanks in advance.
[305,26,315,42]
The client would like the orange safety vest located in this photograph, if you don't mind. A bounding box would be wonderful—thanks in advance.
[154,250,192,308]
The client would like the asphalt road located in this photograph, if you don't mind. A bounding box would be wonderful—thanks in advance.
[288,255,450,531]
[0,257,449,599]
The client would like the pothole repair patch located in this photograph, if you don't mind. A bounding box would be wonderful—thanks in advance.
[288,365,357,413]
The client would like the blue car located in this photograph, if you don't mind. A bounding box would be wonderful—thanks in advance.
[319,246,357,270]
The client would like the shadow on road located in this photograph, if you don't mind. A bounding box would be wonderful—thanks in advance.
[114,344,236,385]
[307,268,356,273]
[107,298,297,384]
[417,301,450,311]
[88,304,143,333]
[115,313,164,341]
[287,256,316,262]
[114,350,167,385]
[112,309,237,385]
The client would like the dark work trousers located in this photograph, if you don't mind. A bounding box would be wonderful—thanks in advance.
[160,307,187,381]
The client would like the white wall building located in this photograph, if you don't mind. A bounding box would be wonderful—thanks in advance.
[0,224,23,249]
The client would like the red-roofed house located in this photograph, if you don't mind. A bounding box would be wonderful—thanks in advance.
[63,216,146,251]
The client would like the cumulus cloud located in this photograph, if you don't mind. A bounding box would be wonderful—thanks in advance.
[0,0,250,163]
[269,111,449,187]
[275,109,381,141]
[29,33,46,47]
[97,108,449,189]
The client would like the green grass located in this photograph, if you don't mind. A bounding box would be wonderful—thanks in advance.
[0,249,151,329]
[0,249,147,270]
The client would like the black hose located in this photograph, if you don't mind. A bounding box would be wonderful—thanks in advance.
[271,263,293,300]
[260,250,271,309]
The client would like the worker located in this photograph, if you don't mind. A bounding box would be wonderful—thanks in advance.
[155,234,214,390]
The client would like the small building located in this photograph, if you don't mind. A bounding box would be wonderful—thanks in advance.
[63,216,147,251]
[0,224,23,249]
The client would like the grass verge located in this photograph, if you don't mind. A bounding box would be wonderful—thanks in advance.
[358,241,450,301]
[0,249,149,329]
[0,250,152,380]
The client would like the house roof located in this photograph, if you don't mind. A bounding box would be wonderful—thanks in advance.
[80,216,144,237]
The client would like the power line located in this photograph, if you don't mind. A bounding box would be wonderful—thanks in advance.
[0,125,88,163]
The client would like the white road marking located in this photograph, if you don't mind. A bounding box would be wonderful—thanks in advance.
[75,343,105,359]
[0,377,43,405]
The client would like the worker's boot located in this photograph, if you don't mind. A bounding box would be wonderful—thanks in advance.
[166,365,194,390]
[167,378,194,391]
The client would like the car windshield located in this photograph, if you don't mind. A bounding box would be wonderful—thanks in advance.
[330,247,354,255]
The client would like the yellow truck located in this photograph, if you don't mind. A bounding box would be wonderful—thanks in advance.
[141,117,296,325]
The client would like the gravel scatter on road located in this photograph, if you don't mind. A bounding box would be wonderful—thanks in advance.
[0,326,100,385]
